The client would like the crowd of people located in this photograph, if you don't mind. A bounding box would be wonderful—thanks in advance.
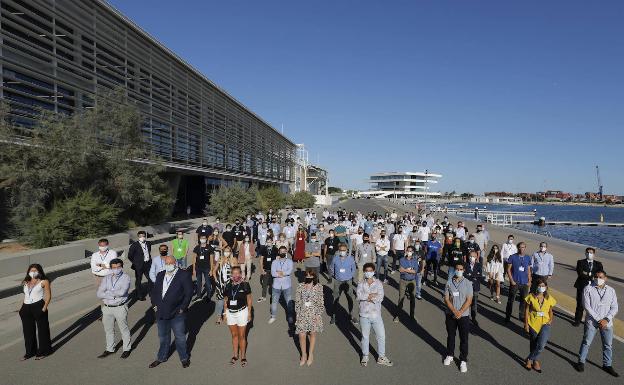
[17,208,619,377]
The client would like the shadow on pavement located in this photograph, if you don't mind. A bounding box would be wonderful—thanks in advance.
[51,306,101,352]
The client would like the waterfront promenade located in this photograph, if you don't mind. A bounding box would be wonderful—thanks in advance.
[0,199,621,385]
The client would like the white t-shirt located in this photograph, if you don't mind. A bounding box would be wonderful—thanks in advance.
[90,249,118,277]
[417,226,430,242]
[501,243,518,262]
[375,238,390,256]
[392,233,407,251]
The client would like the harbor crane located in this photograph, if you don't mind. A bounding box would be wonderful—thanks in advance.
[595,165,603,201]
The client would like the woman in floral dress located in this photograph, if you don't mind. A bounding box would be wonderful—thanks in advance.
[295,268,324,366]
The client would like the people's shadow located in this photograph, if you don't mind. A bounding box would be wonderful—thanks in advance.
[51,306,101,352]
[127,307,156,351]
[186,299,214,354]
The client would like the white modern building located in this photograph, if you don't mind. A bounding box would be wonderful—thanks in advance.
[359,171,442,200]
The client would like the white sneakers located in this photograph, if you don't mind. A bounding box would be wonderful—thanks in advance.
[377,356,393,366]
[443,356,468,373]
[268,317,276,324]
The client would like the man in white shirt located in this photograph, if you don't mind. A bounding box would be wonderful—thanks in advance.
[375,232,391,283]
[417,222,431,243]
[391,226,408,274]
[501,235,518,264]
[91,238,118,287]
[455,221,467,241]
[473,224,487,254]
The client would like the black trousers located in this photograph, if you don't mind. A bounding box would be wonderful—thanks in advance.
[19,300,52,357]
[575,286,585,323]
[134,263,152,298]
[506,284,529,321]
[425,259,439,283]
[470,292,479,321]
[446,314,470,362]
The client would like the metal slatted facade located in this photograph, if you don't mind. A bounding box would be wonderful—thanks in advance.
[0,0,295,186]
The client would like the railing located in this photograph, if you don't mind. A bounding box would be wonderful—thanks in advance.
[486,213,515,226]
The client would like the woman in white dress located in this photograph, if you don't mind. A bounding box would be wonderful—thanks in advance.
[485,244,504,303]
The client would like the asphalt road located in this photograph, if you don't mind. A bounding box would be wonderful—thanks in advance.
[0,199,621,385]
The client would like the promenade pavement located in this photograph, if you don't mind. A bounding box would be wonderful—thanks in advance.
[0,199,621,385]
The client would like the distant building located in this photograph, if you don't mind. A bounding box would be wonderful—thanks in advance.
[358,171,442,200]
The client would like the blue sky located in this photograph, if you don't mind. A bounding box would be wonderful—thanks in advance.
[109,0,624,195]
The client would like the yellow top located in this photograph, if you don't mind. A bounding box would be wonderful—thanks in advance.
[524,294,557,333]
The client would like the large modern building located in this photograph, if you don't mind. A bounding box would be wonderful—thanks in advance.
[0,0,297,214]
[359,171,442,200]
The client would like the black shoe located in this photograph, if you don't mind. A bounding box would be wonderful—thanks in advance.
[138,297,146,301]
[149,360,163,368]
[120,351,131,359]
[504,318,511,324]
[572,321,580,327]
[575,362,584,372]
[182,359,190,368]
[330,317,335,325]
[97,351,114,359]
[603,366,619,377]
[351,316,358,324]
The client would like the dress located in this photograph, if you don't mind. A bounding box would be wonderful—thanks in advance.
[294,283,324,334]
[215,263,232,300]
[486,260,505,282]
[294,231,307,262]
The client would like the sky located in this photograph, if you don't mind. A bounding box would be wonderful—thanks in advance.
[108,0,624,195]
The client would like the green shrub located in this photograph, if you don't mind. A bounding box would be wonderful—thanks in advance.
[257,186,287,212]
[289,191,316,209]
[23,190,121,248]
[208,184,258,222]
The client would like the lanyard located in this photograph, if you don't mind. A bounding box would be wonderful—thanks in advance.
[596,287,607,301]
[231,283,241,299]
[164,273,174,287]
[452,278,463,291]
[141,242,147,252]
[26,281,38,300]
[100,250,109,262]
[110,274,122,289]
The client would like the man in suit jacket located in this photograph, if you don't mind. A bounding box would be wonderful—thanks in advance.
[464,251,483,328]
[573,247,604,326]
[149,256,193,368]
[128,231,152,301]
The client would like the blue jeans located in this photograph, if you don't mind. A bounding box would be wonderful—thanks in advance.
[270,287,294,324]
[528,324,551,361]
[360,314,386,357]
[415,273,422,296]
[215,299,224,317]
[376,254,389,280]
[391,250,404,271]
[448,266,456,280]
[578,319,613,366]
[195,267,211,298]
[176,258,187,269]
[157,313,188,362]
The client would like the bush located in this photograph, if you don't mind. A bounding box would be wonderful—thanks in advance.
[209,184,258,222]
[257,186,287,212]
[23,190,121,248]
[289,191,316,209]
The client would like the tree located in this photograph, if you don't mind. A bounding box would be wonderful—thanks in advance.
[208,184,257,222]
[328,186,342,194]
[257,186,287,212]
[0,89,175,246]
[288,191,316,209]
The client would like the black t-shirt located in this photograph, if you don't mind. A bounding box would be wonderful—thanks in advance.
[196,225,213,238]
[447,247,464,266]
[222,231,235,248]
[233,225,246,241]
[224,281,251,311]
[260,245,278,271]
[193,245,212,270]
[324,237,340,256]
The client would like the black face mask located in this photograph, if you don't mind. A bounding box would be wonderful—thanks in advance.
[364,239,370,243]
[159,250,168,256]
[304,277,314,284]
[279,253,287,258]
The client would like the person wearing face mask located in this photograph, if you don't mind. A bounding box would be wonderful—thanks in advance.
[446,237,464,280]
[149,256,193,368]
[424,233,443,287]
[294,226,308,264]
[232,219,247,254]
[330,244,357,325]
[375,231,391,284]
[19,264,52,360]
[237,235,255,281]
[576,270,619,377]
[90,239,118,288]
[573,247,604,326]
[223,266,253,367]
[323,230,340,280]
[214,247,237,324]
[150,245,169,282]
[462,235,481,263]
[523,278,556,373]
[213,217,224,233]
[394,245,419,323]
[531,242,554,291]
[276,232,291,255]
[96,259,132,359]
[417,221,430,243]
[390,226,407,275]
[464,251,483,327]
[222,225,236,251]
[257,221,269,248]
[356,233,376,283]
[269,246,295,331]
[171,230,190,269]
[258,239,277,302]
[486,244,504,303]
[501,235,517,276]
[505,242,532,324]
[455,221,466,241]
[349,227,365,256]
[473,224,487,253]
[195,218,213,242]
[443,263,473,373]
[192,236,212,301]
[294,269,324,366]
[128,230,152,301]
[304,233,323,279]
[357,263,393,367]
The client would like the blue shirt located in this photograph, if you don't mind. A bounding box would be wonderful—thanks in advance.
[271,257,293,290]
[426,240,442,261]
[509,253,531,285]
[532,252,554,276]
[399,257,419,281]
[332,255,356,281]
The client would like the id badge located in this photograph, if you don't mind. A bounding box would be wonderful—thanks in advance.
[199,255,204,260]
[363,253,368,258]
[536,311,544,317]
[452,291,460,297]
[304,301,312,307]
[177,248,182,253]
[519,266,525,272]
[339,268,346,273]
[267,258,272,262]
[229,300,238,306]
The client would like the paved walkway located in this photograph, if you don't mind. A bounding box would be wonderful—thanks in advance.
[0,199,621,384]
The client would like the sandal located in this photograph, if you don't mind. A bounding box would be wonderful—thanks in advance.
[229,356,238,366]
[216,316,222,325]
[241,358,248,367]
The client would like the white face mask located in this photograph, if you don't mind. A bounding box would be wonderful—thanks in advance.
[364,271,375,279]
[407,251,413,257]
[29,271,39,279]
[200,239,207,244]
[540,246,547,252]
[223,252,231,257]
[164,264,176,273]
[537,286,547,293]
[508,239,514,244]
[586,252,594,260]
[596,278,606,287]
[340,251,347,257]
[202,222,208,226]
[455,271,464,278]
[98,246,108,252]
[470,256,476,263]
[111,268,122,275]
